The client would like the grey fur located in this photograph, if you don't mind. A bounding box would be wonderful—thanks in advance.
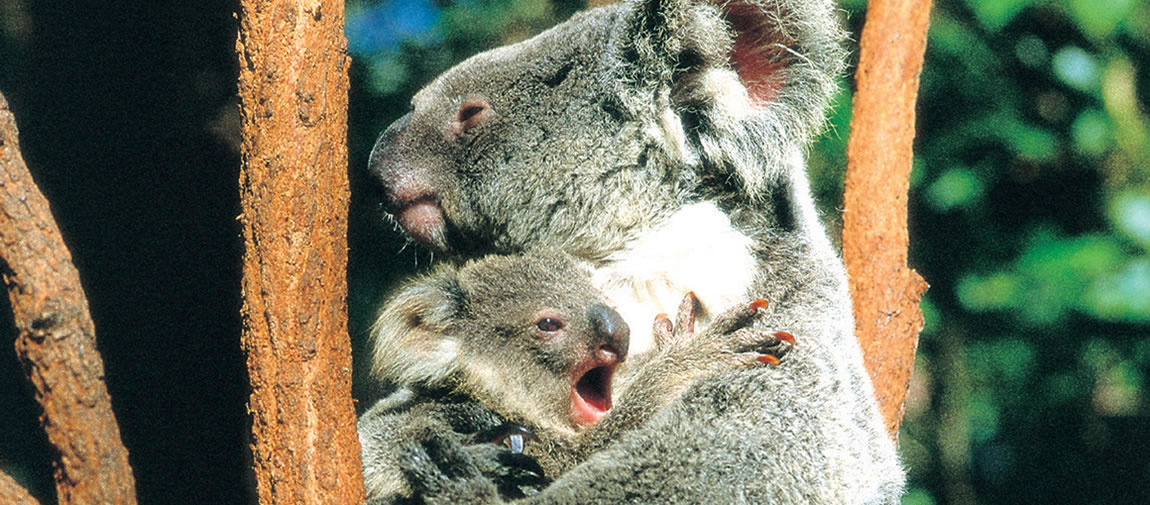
[360,251,631,500]
[366,0,904,503]
[360,251,791,503]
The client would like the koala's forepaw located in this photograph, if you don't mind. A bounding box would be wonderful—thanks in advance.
[400,435,485,498]
[702,297,797,367]
[471,423,551,498]
[653,294,795,370]
[734,329,795,367]
[401,433,524,504]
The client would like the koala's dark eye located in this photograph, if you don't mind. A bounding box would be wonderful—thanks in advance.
[536,318,563,333]
[543,62,574,88]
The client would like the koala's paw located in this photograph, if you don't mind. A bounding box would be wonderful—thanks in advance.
[400,434,494,504]
[654,293,796,368]
[471,423,551,498]
[710,299,796,365]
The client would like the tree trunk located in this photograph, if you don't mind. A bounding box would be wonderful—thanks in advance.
[0,91,137,505]
[234,0,365,503]
[842,0,932,437]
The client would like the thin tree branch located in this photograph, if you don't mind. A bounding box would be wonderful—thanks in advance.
[235,1,365,504]
[0,470,40,505]
[842,0,932,437]
[0,91,137,504]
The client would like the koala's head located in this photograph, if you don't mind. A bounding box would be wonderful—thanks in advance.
[371,250,630,429]
[369,0,846,259]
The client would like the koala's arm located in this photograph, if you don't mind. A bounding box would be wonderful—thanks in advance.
[359,390,477,503]
[575,294,792,456]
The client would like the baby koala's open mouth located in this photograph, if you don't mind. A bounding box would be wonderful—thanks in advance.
[571,362,620,425]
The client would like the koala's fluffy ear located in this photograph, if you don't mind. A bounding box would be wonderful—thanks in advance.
[370,267,466,387]
[622,0,847,197]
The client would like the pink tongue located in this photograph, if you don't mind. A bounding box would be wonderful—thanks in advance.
[571,388,609,425]
[396,200,445,247]
[571,367,612,426]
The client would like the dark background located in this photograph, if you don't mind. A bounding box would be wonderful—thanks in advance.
[2,0,1149,504]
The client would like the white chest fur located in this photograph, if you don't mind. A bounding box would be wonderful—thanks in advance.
[591,202,757,354]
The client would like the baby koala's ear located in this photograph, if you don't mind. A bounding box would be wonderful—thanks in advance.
[369,267,466,387]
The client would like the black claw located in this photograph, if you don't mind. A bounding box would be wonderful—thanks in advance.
[474,423,539,453]
[494,451,551,498]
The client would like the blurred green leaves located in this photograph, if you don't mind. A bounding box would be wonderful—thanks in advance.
[1052,46,1101,93]
[926,167,984,212]
[1066,0,1138,41]
[955,232,1149,324]
[963,0,1037,32]
[1111,192,1150,248]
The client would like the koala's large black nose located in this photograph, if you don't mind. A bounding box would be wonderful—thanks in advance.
[586,303,629,361]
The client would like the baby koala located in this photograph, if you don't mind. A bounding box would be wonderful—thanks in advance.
[358,249,792,503]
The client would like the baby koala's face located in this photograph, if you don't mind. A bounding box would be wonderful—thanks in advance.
[455,252,630,428]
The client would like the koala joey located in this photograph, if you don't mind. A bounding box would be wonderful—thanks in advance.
[359,250,627,501]
[367,0,905,502]
[359,250,792,503]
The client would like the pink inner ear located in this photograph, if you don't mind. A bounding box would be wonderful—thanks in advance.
[724,1,788,104]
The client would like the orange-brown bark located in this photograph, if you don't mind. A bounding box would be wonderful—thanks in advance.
[843,0,932,437]
[0,470,40,505]
[0,91,138,505]
[235,1,364,504]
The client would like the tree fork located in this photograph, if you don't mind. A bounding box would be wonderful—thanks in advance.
[0,91,137,505]
[235,1,365,503]
[843,0,932,437]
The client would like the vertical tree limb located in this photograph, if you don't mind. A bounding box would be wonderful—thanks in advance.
[235,1,364,504]
[0,91,138,504]
[843,0,932,437]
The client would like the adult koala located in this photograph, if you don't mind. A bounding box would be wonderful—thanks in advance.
[367,0,904,503]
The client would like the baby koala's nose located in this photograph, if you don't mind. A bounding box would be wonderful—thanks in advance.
[586,303,630,362]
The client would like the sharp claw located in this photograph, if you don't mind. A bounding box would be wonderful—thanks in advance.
[506,433,526,453]
[772,331,796,346]
[475,423,539,453]
[750,299,768,311]
[757,354,781,366]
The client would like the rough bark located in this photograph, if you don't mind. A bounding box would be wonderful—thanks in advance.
[0,91,138,504]
[0,471,41,505]
[235,1,364,504]
[842,0,932,437]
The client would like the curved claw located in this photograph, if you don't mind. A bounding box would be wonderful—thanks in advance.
[466,433,552,499]
[474,423,539,454]
[757,354,781,366]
